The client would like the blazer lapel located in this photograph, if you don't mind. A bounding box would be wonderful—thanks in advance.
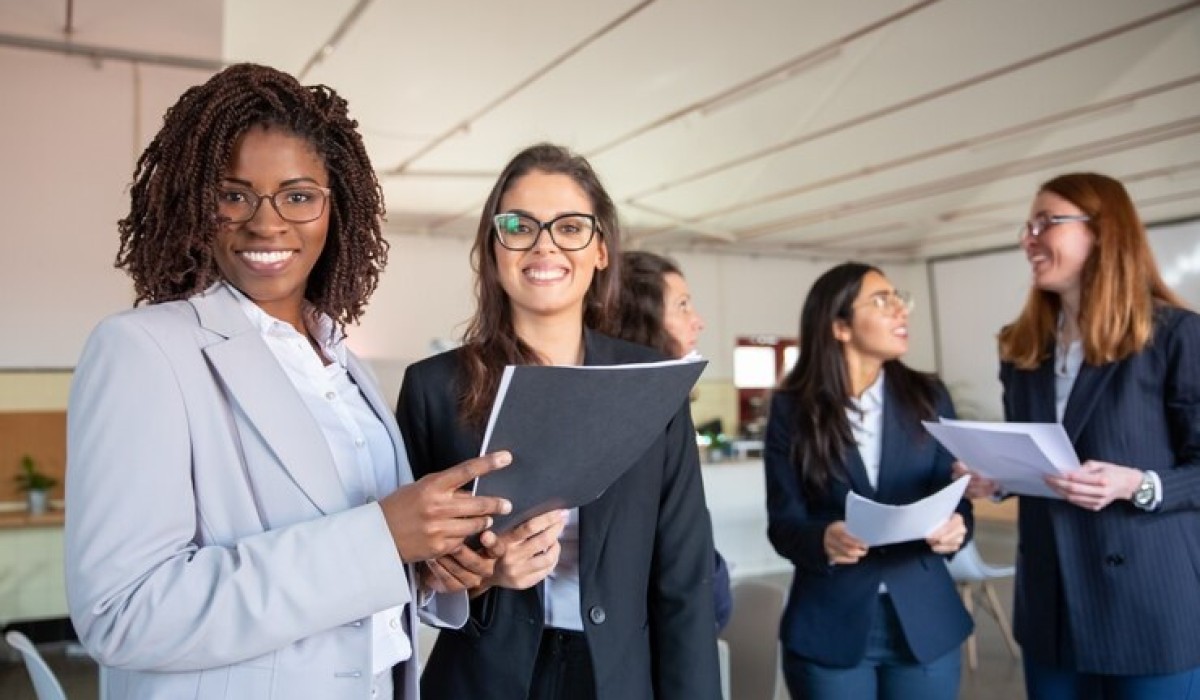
[191,285,350,516]
[842,440,876,499]
[1028,358,1059,424]
[1061,360,1119,442]
[871,389,903,500]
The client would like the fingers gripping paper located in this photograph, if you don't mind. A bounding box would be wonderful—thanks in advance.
[474,358,707,535]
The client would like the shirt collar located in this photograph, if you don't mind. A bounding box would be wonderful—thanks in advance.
[223,282,347,366]
[852,370,885,413]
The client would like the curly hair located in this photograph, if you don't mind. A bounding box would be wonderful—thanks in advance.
[610,250,683,357]
[458,142,622,428]
[115,63,387,327]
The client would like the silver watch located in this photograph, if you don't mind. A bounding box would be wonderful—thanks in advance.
[1132,471,1157,511]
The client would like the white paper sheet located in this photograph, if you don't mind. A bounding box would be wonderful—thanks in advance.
[844,475,970,546]
[921,419,1080,499]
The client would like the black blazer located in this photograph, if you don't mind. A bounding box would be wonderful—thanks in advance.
[764,380,973,668]
[1003,305,1200,675]
[395,330,721,700]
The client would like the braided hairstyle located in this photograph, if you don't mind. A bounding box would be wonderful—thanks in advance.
[115,63,387,327]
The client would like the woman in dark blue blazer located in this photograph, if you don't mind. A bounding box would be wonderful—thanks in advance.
[765,262,973,700]
[963,172,1200,699]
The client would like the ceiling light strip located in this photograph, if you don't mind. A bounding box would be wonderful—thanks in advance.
[297,0,375,81]
[936,159,1200,222]
[0,31,224,71]
[587,0,942,158]
[690,73,1200,222]
[387,0,655,176]
[623,0,1200,203]
[735,116,1200,239]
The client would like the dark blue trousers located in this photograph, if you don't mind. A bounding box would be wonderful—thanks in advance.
[1025,657,1200,700]
[782,594,960,700]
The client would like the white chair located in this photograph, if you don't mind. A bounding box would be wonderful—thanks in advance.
[4,630,68,700]
[718,580,786,700]
[946,540,1020,670]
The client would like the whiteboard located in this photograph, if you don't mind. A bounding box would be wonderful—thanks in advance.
[930,218,1200,420]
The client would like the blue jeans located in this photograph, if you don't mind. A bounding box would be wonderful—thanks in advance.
[782,594,961,700]
[1025,657,1200,700]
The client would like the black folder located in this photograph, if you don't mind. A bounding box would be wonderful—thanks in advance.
[473,358,707,535]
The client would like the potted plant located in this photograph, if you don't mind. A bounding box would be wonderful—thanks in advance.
[14,454,57,515]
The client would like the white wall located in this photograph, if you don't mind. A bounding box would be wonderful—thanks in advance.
[669,252,937,376]
[355,246,939,401]
[0,5,220,369]
[0,43,939,401]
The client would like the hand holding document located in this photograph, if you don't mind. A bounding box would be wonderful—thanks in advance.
[845,475,970,546]
[473,357,707,535]
[921,418,1080,499]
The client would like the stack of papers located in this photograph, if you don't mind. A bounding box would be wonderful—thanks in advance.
[921,418,1080,499]
[845,476,969,546]
[473,357,707,534]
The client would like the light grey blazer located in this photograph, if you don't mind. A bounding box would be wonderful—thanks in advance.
[66,284,463,699]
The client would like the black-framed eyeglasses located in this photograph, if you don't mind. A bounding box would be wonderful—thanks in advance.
[217,186,332,224]
[853,289,914,316]
[1019,213,1090,242]
[493,212,598,251]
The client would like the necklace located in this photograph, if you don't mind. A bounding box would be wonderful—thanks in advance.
[1055,315,1076,377]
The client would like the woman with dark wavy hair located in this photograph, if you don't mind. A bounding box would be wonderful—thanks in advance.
[396,143,720,700]
[961,172,1200,700]
[66,63,510,700]
[765,262,972,700]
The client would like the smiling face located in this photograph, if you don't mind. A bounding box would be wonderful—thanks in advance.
[212,125,330,330]
[661,272,704,358]
[834,270,910,365]
[493,169,609,330]
[1021,190,1096,298]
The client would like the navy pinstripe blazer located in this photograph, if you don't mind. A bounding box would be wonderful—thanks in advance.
[764,380,974,667]
[1003,305,1200,675]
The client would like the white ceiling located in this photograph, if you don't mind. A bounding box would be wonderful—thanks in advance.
[7,0,1200,261]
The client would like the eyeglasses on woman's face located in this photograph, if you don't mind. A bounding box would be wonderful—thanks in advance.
[853,289,914,316]
[217,186,331,224]
[1018,213,1090,242]
[493,212,598,251]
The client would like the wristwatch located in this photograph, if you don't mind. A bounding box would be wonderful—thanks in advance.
[1131,471,1157,511]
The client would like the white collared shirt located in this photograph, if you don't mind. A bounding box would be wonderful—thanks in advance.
[848,371,886,593]
[225,284,411,683]
[544,508,583,631]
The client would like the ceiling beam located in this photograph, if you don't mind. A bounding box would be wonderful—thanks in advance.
[0,31,222,71]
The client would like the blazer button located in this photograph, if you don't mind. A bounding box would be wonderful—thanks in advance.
[1105,553,1125,567]
[588,606,607,625]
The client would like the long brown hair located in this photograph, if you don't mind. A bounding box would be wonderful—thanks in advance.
[115,63,387,329]
[611,250,683,357]
[778,262,940,497]
[458,143,622,427]
[998,172,1185,368]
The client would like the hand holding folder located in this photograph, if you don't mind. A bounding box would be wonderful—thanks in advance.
[472,357,707,535]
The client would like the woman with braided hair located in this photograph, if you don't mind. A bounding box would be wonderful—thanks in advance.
[65,63,512,700]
